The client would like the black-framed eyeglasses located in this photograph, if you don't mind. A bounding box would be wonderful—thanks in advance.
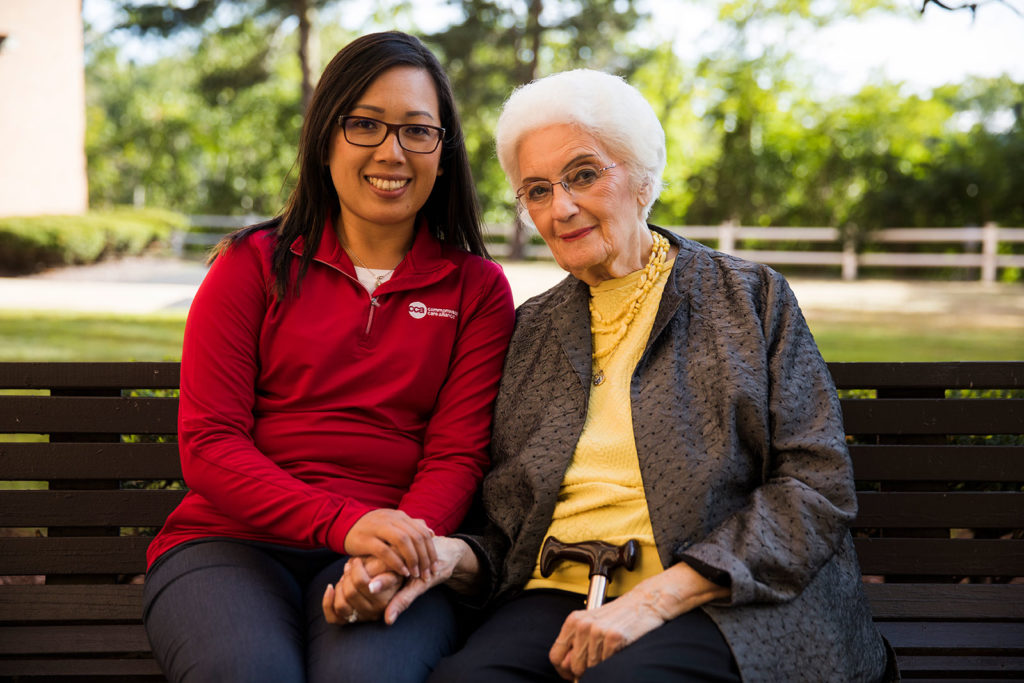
[337,115,445,154]
[515,164,617,206]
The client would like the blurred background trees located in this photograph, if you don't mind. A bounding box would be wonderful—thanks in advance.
[85,0,1024,244]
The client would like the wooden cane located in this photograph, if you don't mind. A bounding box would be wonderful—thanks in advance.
[539,536,640,610]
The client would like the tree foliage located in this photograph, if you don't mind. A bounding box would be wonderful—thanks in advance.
[114,0,326,110]
[86,0,1024,249]
[420,0,652,222]
[86,19,357,214]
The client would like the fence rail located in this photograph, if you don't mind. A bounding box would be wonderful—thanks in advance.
[177,217,1024,282]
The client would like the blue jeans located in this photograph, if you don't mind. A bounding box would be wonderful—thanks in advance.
[143,539,458,683]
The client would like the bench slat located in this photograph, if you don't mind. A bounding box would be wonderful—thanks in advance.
[897,656,1024,677]
[0,490,186,526]
[0,624,151,655]
[4,584,1020,624]
[3,362,1018,392]
[854,491,1024,528]
[0,442,182,480]
[0,397,177,434]
[854,538,1024,576]
[0,658,163,678]
[841,398,1024,435]
[889,678,1022,683]
[863,583,1024,619]
[850,445,1024,481]
[12,398,1021,437]
[0,361,180,390]
[0,537,149,575]
[828,361,1024,390]
[877,621,1024,653]
[0,585,144,622]
[5,443,1018,483]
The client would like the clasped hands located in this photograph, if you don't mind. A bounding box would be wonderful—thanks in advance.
[322,535,469,627]
[322,508,440,626]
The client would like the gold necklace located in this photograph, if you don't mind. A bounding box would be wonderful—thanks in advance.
[346,248,396,289]
[589,232,670,387]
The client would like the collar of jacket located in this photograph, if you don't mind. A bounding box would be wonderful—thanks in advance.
[545,224,699,391]
[289,215,457,293]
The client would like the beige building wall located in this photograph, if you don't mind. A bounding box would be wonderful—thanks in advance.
[0,0,87,217]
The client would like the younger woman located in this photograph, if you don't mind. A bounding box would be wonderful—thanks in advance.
[143,31,514,683]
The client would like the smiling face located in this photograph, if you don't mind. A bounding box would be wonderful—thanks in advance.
[328,66,442,239]
[516,124,652,285]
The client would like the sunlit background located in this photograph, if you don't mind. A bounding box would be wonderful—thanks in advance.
[70,0,1024,228]
[0,0,1022,362]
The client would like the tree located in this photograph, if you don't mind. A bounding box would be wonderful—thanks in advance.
[86,18,346,215]
[852,77,1024,230]
[652,0,905,230]
[114,0,330,112]
[920,0,1023,19]
[421,0,652,255]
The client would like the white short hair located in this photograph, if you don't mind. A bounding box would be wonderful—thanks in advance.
[495,69,666,218]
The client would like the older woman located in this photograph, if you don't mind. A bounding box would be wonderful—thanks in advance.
[330,69,896,682]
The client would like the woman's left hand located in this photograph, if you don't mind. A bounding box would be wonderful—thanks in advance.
[548,562,731,680]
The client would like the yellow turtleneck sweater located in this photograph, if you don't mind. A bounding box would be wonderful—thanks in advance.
[526,253,676,597]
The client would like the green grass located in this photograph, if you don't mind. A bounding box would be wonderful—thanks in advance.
[0,310,1019,362]
[0,311,185,361]
[808,312,1023,361]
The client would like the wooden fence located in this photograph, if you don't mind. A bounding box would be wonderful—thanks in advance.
[176,217,1024,282]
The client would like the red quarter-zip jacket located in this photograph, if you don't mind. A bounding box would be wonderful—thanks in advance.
[146,218,515,568]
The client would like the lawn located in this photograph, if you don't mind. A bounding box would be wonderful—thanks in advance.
[0,311,186,361]
[0,309,1019,362]
[807,311,1023,361]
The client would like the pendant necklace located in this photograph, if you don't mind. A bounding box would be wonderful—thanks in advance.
[346,247,396,289]
[589,232,669,387]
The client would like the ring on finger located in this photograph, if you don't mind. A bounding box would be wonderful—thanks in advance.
[347,609,359,624]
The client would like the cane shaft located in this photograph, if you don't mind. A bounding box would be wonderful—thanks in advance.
[586,575,608,610]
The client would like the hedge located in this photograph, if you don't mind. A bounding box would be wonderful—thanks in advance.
[0,207,188,275]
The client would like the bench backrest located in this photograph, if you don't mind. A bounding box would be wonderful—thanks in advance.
[0,362,180,680]
[833,362,1024,676]
[0,361,1022,681]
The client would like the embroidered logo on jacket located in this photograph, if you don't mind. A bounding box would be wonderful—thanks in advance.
[408,301,458,320]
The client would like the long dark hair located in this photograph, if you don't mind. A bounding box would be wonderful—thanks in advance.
[213,31,487,299]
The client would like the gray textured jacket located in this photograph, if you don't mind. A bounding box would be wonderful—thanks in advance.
[461,227,895,681]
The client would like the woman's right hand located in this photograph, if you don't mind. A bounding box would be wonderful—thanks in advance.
[322,556,403,625]
[383,536,480,625]
[344,508,438,580]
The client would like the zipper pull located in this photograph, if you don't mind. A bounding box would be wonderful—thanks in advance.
[365,296,381,335]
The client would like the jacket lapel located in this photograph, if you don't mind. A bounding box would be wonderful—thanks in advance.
[546,227,698,393]
[642,226,696,360]
[549,277,595,394]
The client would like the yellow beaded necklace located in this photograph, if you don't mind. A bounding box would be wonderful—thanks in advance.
[589,231,670,387]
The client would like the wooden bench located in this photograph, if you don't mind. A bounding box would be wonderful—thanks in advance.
[1,361,1021,682]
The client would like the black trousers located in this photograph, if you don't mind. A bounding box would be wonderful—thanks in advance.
[428,590,741,683]
[143,539,458,683]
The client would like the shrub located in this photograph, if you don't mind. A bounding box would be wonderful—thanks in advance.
[0,207,188,275]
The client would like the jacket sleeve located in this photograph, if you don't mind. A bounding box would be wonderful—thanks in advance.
[675,271,857,606]
[448,494,512,608]
[177,237,370,553]
[398,261,516,535]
